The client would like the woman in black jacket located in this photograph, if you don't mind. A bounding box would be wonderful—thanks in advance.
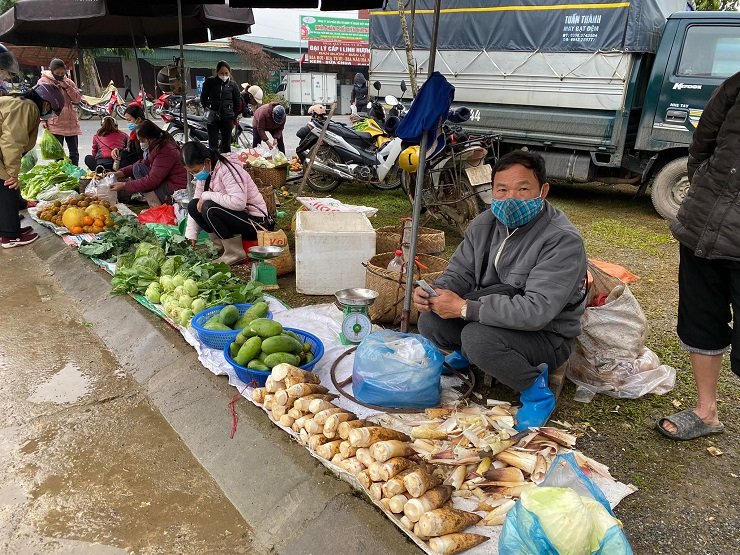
[199,61,240,153]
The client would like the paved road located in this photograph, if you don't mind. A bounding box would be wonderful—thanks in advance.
[51,114,354,169]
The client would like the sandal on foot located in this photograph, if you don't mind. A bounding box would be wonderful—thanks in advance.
[657,409,724,441]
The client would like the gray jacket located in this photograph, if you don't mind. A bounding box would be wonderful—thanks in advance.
[433,203,587,338]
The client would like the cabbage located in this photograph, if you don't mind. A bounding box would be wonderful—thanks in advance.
[191,298,206,314]
[160,275,174,291]
[581,497,621,551]
[160,256,183,277]
[135,242,165,267]
[173,285,184,298]
[520,487,594,555]
[132,255,160,275]
[179,295,193,309]
[172,275,185,287]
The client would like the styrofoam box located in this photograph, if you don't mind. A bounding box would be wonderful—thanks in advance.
[295,211,376,295]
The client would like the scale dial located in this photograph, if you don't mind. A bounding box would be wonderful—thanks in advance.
[342,312,372,343]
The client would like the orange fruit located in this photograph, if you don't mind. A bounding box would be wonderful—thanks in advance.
[93,218,104,228]
[82,216,94,226]
[70,226,83,235]
[91,226,103,234]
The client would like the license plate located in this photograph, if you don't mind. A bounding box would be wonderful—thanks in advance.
[465,164,492,186]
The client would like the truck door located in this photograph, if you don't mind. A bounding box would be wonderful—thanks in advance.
[651,20,740,148]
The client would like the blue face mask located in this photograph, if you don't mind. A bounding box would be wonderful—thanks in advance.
[194,166,210,180]
[490,194,544,228]
[127,122,136,131]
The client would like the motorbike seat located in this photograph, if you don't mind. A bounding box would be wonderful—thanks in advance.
[329,122,372,143]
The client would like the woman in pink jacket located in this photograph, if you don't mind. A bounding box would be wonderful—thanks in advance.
[181,141,272,265]
[84,116,127,170]
[37,58,81,165]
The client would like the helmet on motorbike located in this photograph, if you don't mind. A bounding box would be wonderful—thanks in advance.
[272,104,286,125]
[31,83,64,115]
[399,146,420,173]
[307,104,326,116]
[0,44,19,81]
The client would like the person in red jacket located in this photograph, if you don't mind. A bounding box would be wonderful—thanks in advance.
[110,120,186,206]
[252,101,286,153]
[84,116,127,171]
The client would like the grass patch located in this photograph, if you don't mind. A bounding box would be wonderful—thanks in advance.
[585,218,673,256]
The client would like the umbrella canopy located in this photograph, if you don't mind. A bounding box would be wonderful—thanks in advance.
[0,0,255,48]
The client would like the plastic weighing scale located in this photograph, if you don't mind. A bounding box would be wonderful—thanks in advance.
[335,288,379,345]
[248,245,284,291]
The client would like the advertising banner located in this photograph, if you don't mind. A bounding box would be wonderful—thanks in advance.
[300,16,369,41]
[307,40,370,65]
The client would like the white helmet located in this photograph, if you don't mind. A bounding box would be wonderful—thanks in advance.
[247,85,263,105]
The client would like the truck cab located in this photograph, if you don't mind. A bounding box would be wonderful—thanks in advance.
[640,12,740,219]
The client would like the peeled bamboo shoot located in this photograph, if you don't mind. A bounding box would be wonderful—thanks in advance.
[251,387,266,404]
[349,427,410,448]
[382,466,418,498]
[428,533,489,555]
[379,457,415,481]
[355,448,375,468]
[369,482,383,501]
[480,499,516,525]
[294,394,337,411]
[370,440,416,463]
[338,457,365,476]
[388,494,408,514]
[271,404,288,419]
[316,440,343,460]
[415,508,482,538]
[402,485,453,523]
[324,412,357,438]
[330,453,345,465]
[284,376,306,388]
[404,468,442,498]
[495,450,537,475]
[399,515,413,530]
[271,363,320,383]
[357,469,372,489]
[273,389,296,407]
[306,418,325,435]
[308,399,336,414]
[314,407,346,426]
[339,441,358,458]
[287,407,303,420]
[411,426,449,440]
[265,375,284,393]
[338,419,367,440]
[263,394,274,411]
[278,414,295,428]
[308,434,329,450]
[367,461,384,482]
[287,383,328,399]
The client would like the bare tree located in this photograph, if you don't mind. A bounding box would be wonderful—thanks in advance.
[695,0,739,9]
[229,38,286,86]
[397,0,418,96]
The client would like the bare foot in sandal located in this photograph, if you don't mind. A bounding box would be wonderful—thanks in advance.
[658,408,724,441]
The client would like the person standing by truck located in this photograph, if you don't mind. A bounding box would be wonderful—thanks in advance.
[200,61,240,153]
[658,71,740,441]
[252,101,286,154]
[350,73,369,115]
[37,58,82,166]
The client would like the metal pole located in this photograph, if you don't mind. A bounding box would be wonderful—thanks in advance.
[400,0,442,332]
[178,0,189,143]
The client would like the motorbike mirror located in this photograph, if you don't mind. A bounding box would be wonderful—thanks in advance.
[400,80,407,92]
[367,101,373,109]
[384,95,399,106]
[373,81,382,91]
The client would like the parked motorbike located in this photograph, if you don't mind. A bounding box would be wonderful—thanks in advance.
[129,88,155,117]
[161,109,253,149]
[295,81,408,193]
[153,93,203,119]
[77,84,125,120]
[401,108,499,234]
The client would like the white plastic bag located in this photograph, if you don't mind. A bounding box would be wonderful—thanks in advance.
[567,282,676,402]
[296,196,378,217]
[86,173,118,204]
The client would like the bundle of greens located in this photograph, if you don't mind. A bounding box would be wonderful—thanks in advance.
[79,214,159,261]
[20,160,79,200]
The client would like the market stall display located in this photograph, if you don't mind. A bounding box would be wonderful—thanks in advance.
[36,194,116,234]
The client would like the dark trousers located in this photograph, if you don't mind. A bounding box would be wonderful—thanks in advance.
[53,134,79,166]
[84,155,114,171]
[187,198,270,240]
[0,181,23,239]
[252,128,285,154]
[417,311,572,392]
[207,118,234,153]
[124,88,134,100]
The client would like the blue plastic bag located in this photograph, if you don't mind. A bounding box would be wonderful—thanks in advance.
[499,452,633,555]
[352,330,443,408]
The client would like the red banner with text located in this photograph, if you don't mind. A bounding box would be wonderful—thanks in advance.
[307,40,370,66]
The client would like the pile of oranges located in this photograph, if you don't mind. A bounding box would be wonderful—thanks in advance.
[37,195,118,234]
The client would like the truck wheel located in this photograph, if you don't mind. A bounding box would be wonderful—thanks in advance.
[651,156,690,221]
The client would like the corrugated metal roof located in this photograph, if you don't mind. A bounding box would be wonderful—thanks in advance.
[143,46,252,70]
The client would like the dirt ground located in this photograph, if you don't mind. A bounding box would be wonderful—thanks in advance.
[256,180,739,555]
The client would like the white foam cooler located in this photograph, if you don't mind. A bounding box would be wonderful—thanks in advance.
[295,211,376,295]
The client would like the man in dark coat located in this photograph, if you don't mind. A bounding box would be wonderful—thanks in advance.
[350,73,369,114]
[658,71,740,441]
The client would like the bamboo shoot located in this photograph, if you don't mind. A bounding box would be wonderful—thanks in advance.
[314,407,346,426]
[415,508,482,538]
[273,389,296,407]
[271,363,320,383]
[367,461,384,482]
[402,485,453,523]
[356,448,375,468]
[251,387,266,404]
[382,466,418,497]
[356,469,372,489]
[399,515,413,530]
[339,441,358,459]
[338,457,365,476]
[379,457,415,481]
[316,440,343,460]
[411,426,449,440]
[404,468,441,498]
[294,394,337,412]
[278,414,294,428]
[308,434,329,450]
[338,419,367,440]
[308,399,336,414]
[370,440,416,463]
[388,494,408,514]
[349,427,410,448]
[263,393,274,411]
[369,482,384,501]
[287,383,328,399]
[324,412,357,438]
[428,533,489,555]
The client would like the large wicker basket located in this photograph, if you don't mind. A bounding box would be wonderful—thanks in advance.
[251,177,277,218]
[246,165,288,189]
[375,225,446,255]
[366,252,449,325]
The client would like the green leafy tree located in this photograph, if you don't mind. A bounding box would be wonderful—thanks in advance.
[695,0,739,9]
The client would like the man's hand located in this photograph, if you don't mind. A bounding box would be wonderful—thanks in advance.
[4,176,19,190]
[413,286,433,313]
[110,182,126,192]
[429,289,466,319]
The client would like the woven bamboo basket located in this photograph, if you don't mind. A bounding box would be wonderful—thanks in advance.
[251,177,277,218]
[375,225,445,255]
[365,252,449,325]
[246,165,288,189]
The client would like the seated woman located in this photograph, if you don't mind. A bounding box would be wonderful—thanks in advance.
[181,141,273,265]
[111,104,146,169]
[110,120,186,206]
[84,116,127,171]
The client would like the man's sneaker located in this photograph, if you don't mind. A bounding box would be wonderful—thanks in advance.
[1,232,39,248]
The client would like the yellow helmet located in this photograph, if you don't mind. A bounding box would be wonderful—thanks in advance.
[399,146,420,173]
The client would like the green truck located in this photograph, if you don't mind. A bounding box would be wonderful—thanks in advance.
[370,2,740,219]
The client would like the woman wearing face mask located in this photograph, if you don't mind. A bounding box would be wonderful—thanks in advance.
[0,81,64,248]
[181,141,272,265]
[36,58,81,165]
[199,61,240,153]
[111,104,146,169]
[84,116,128,171]
[110,120,186,207]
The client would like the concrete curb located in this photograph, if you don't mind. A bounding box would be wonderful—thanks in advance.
[31,226,420,555]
